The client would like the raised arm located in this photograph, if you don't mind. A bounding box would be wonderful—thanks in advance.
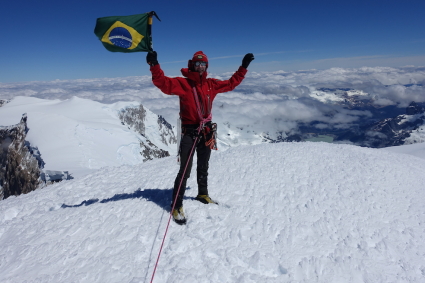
[147,51,188,96]
[210,53,254,93]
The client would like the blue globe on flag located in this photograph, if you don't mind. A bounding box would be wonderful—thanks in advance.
[109,27,132,49]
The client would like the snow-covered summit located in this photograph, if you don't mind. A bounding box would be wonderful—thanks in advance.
[0,96,177,179]
[1,142,424,282]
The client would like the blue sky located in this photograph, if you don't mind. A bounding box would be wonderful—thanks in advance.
[1,0,425,82]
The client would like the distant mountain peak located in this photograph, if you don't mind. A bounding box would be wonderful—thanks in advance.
[406,101,425,115]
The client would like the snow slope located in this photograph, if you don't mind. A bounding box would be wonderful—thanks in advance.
[0,96,176,178]
[382,142,425,160]
[1,142,425,283]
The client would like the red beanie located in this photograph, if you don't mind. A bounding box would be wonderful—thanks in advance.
[192,51,208,62]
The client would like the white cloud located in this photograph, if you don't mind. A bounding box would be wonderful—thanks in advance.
[1,66,425,138]
[253,55,425,73]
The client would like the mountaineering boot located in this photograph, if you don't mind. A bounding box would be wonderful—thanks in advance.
[195,195,218,205]
[172,206,187,225]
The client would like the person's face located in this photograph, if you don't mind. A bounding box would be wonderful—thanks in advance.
[194,61,207,75]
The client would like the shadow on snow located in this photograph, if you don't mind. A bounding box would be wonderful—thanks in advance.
[61,187,193,212]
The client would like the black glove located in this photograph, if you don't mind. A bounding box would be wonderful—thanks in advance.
[146,51,158,66]
[242,53,254,69]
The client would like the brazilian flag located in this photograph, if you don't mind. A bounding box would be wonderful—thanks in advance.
[94,13,152,53]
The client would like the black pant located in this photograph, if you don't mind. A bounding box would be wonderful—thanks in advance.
[172,133,211,209]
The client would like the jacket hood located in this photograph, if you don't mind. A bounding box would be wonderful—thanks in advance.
[181,68,207,83]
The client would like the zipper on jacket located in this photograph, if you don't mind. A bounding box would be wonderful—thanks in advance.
[207,95,211,116]
[198,91,205,116]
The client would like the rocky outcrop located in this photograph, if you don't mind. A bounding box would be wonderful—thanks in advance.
[0,114,44,200]
[41,170,71,184]
[0,99,10,107]
[139,140,170,162]
[118,104,177,161]
[406,101,425,115]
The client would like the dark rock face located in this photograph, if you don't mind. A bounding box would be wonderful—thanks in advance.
[0,99,10,107]
[140,139,170,162]
[40,170,71,184]
[0,114,43,200]
[406,101,425,115]
[118,104,177,161]
[119,104,148,137]
[157,115,176,146]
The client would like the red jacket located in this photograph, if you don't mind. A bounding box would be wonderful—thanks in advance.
[150,64,247,125]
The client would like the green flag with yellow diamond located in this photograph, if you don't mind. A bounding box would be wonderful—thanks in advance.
[94,13,153,53]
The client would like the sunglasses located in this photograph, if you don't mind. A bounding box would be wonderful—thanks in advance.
[194,61,207,67]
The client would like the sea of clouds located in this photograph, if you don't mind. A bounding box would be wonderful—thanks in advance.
[1,66,425,137]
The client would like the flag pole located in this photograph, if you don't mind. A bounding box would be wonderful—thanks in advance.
[147,11,161,52]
